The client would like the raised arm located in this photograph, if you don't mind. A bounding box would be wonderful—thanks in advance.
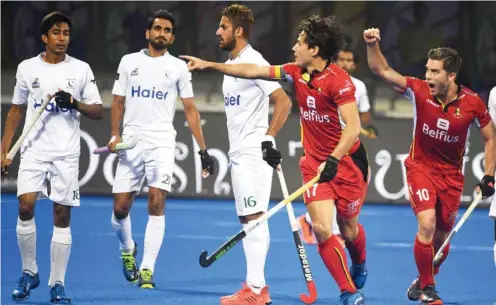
[364,28,407,94]
[179,55,285,81]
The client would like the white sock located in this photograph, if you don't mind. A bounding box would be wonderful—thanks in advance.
[16,217,38,275]
[140,215,165,273]
[111,213,135,254]
[305,212,313,225]
[48,226,72,286]
[242,219,270,294]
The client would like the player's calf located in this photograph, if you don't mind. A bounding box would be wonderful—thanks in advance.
[49,282,71,304]
[12,271,40,302]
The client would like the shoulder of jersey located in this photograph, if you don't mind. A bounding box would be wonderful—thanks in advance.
[459,86,482,105]
[166,53,189,69]
[120,51,142,63]
[239,47,268,65]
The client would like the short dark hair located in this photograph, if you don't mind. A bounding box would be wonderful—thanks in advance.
[148,10,176,34]
[221,4,254,39]
[40,11,72,36]
[427,47,462,75]
[333,47,358,63]
[297,15,347,60]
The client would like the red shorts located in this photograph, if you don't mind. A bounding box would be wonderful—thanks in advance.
[405,158,464,232]
[299,153,367,219]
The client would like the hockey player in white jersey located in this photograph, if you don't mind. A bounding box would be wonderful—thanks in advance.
[1,12,103,303]
[107,10,215,289]
[297,48,375,246]
[208,5,292,305]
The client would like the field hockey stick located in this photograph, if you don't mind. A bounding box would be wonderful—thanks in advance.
[93,137,138,154]
[199,175,320,268]
[277,166,317,304]
[2,94,52,175]
[433,192,483,265]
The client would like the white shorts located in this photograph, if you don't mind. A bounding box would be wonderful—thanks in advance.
[17,153,80,207]
[230,149,273,216]
[112,144,175,193]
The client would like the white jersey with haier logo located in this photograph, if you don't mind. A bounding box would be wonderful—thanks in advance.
[112,49,193,149]
[12,53,102,159]
[222,45,281,155]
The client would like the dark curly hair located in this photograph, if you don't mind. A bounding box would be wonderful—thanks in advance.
[297,15,347,60]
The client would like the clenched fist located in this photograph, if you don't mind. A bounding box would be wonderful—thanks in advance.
[363,28,381,45]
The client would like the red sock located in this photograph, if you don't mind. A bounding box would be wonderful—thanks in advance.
[414,235,435,289]
[434,243,450,275]
[345,223,367,265]
[318,235,357,294]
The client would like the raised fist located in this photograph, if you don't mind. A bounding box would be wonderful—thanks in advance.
[363,28,381,45]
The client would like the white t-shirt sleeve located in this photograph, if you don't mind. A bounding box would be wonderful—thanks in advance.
[489,86,496,126]
[356,81,371,113]
[112,57,128,97]
[81,64,102,105]
[12,63,29,105]
[178,64,194,99]
[252,57,281,96]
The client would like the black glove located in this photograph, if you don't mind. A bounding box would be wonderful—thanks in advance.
[364,125,378,138]
[54,90,79,110]
[477,175,495,198]
[319,155,339,183]
[262,140,281,169]
[198,149,215,175]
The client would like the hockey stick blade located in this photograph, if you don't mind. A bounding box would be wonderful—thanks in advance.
[199,231,246,268]
[292,231,318,304]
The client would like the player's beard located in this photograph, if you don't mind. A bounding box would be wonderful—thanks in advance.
[220,35,236,51]
[149,38,169,51]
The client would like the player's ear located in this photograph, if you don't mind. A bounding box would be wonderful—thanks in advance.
[449,72,457,82]
[170,34,175,45]
[235,26,243,38]
[41,34,48,45]
[311,46,320,57]
[145,29,150,40]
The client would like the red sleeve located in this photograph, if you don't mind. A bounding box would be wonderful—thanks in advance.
[330,73,356,106]
[405,76,424,92]
[282,63,299,83]
[474,97,491,129]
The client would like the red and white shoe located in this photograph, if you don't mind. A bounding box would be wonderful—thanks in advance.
[297,215,317,245]
[220,283,271,305]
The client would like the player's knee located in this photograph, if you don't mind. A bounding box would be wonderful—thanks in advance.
[114,203,131,219]
[148,192,165,216]
[311,221,332,242]
[53,203,71,227]
[18,199,35,221]
[418,221,436,241]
